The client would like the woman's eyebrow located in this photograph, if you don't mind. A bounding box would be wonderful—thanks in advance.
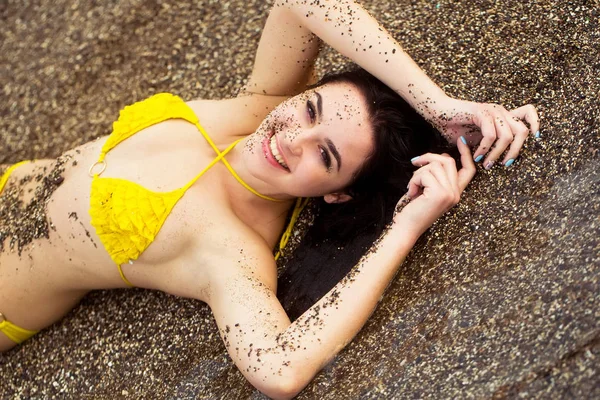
[325,138,342,171]
[315,92,341,171]
[316,91,323,120]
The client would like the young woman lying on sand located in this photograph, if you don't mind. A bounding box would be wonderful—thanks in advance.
[0,0,539,398]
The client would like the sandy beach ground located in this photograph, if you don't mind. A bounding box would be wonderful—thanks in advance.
[1,0,598,398]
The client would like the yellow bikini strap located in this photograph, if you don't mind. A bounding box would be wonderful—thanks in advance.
[182,139,241,191]
[193,122,283,203]
[117,264,135,288]
[275,197,310,260]
[0,313,38,344]
[0,161,31,194]
[184,133,309,260]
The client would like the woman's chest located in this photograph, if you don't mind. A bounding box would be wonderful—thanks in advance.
[130,185,283,299]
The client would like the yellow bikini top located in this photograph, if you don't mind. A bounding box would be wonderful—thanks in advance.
[89,93,306,286]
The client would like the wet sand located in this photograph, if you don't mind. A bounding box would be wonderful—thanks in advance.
[1,0,599,398]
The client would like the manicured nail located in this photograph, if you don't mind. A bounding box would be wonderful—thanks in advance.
[411,156,420,163]
[535,130,541,138]
[485,161,495,170]
[475,155,484,163]
[504,159,515,167]
[460,136,467,145]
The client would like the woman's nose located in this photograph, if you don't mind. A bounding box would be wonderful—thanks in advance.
[287,126,318,158]
[286,111,318,157]
[287,134,303,157]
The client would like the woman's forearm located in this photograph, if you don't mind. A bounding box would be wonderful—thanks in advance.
[210,153,474,398]
[244,5,322,96]
[248,216,420,397]
[277,0,449,116]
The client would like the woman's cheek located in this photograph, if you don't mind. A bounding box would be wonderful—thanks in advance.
[284,123,302,143]
[298,161,326,192]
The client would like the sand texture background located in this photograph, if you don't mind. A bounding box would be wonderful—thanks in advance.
[1,0,599,398]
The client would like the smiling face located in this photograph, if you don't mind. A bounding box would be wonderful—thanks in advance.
[242,82,374,200]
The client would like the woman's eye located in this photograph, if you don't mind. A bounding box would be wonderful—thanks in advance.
[307,100,316,122]
[319,146,331,170]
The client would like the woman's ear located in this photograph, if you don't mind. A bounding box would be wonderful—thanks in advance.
[323,192,353,204]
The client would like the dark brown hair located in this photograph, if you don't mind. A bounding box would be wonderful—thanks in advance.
[310,67,450,241]
[278,67,452,319]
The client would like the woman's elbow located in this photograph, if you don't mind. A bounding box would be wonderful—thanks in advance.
[256,369,309,400]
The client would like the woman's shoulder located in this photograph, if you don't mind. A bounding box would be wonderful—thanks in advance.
[185,93,289,142]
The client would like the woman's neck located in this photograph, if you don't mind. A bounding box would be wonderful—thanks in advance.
[219,138,295,242]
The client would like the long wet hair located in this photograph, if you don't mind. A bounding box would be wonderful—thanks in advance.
[278,67,453,319]
[310,67,450,241]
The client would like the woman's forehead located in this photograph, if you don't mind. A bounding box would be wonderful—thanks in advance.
[318,85,374,160]
[316,83,368,123]
[310,82,363,103]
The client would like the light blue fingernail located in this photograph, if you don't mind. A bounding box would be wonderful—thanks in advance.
[475,155,483,163]
[460,136,467,145]
[505,159,515,167]
[535,130,541,138]
[411,156,420,163]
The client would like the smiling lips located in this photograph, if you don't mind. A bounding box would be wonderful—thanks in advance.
[263,132,289,170]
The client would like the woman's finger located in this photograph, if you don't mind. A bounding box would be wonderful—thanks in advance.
[501,114,531,166]
[407,163,441,200]
[456,136,476,191]
[407,164,432,199]
[406,171,424,200]
[472,111,497,163]
[411,153,455,167]
[510,104,540,138]
[483,114,513,169]
[410,161,457,206]
[408,169,446,203]
[411,153,458,191]
[421,162,454,197]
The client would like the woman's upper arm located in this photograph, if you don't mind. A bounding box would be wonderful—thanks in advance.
[207,245,303,398]
[243,5,321,97]
[205,219,418,399]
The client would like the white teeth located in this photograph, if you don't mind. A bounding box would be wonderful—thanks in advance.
[269,135,288,169]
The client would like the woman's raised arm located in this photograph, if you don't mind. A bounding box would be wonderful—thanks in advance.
[245,0,445,103]
[207,218,418,399]
[207,140,476,399]
[243,4,322,96]
[246,1,540,168]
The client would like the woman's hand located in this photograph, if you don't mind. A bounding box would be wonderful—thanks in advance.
[430,98,540,169]
[395,137,476,238]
